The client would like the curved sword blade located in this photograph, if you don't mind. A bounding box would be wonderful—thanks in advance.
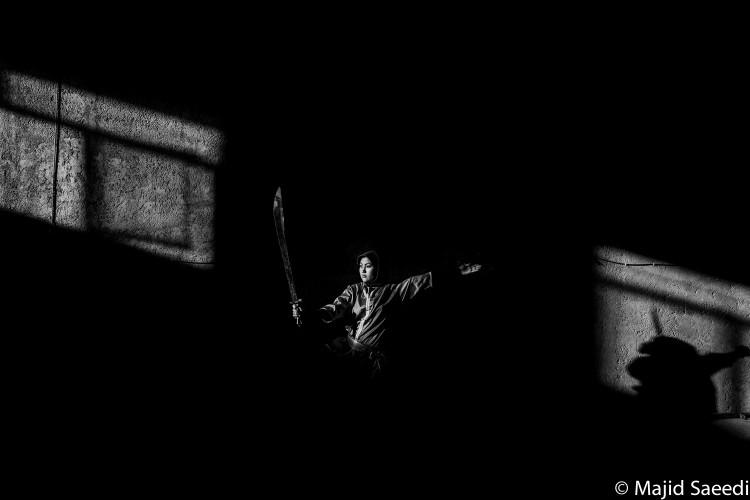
[273,186,298,303]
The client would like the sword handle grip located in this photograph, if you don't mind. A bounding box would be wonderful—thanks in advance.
[291,299,303,327]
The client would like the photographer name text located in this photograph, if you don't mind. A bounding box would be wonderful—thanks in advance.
[630,480,748,498]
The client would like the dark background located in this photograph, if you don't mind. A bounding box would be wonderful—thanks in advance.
[2,30,504,489]
[2,19,748,494]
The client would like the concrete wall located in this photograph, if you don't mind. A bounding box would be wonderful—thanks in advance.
[0,69,220,266]
[1,66,230,431]
[0,71,56,221]
[594,246,750,414]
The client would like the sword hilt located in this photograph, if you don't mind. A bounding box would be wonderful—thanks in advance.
[291,299,303,327]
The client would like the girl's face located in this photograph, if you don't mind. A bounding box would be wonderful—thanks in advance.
[359,257,376,283]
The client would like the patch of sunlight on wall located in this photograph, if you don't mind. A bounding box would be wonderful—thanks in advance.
[0,69,222,268]
[593,246,750,413]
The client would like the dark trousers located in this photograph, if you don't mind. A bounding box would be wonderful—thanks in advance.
[323,336,387,388]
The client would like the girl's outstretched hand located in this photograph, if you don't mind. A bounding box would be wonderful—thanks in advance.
[458,263,482,275]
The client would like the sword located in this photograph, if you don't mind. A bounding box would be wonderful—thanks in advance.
[273,186,302,326]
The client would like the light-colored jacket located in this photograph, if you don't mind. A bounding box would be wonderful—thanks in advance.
[320,272,433,350]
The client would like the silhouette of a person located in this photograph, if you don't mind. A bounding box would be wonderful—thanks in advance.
[627,336,749,418]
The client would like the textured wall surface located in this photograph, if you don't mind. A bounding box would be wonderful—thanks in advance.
[0,71,56,221]
[594,246,750,414]
[0,69,220,266]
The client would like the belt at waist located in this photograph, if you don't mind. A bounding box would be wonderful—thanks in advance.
[346,335,380,354]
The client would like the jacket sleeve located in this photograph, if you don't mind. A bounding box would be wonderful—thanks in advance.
[319,285,356,323]
[392,272,433,302]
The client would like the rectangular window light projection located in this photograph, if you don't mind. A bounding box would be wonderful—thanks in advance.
[0,69,222,267]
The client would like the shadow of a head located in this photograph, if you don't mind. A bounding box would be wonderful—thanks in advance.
[637,336,698,358]
[627,336,715,417]
[628,336,749,422]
